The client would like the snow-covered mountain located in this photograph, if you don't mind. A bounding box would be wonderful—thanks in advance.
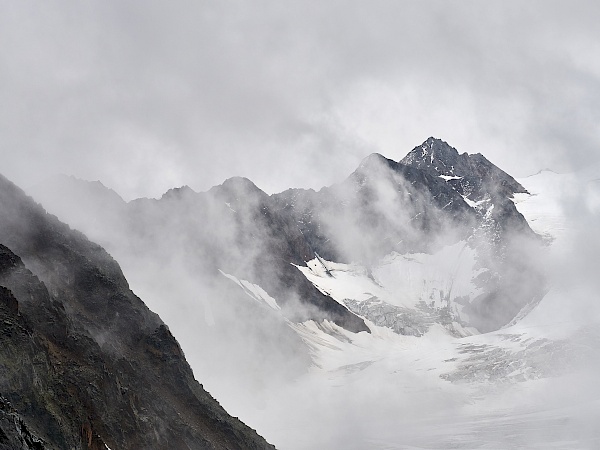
[27,138,600,449]
[31,138,543,334]
[252,164,600,449]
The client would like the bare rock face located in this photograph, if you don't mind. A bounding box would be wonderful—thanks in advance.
[400,137,533,243]
[0,395,46,450]
[0,175,274,450]
[401,137,528,201]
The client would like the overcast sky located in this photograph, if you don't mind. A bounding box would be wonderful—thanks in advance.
[1,1,599,200]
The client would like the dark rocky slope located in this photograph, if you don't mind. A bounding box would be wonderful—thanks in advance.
[0,175,274,450]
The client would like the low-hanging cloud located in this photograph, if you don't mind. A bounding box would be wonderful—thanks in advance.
[3,2,600,448]
[2,1,600,200]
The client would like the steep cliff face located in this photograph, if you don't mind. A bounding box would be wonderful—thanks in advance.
[0,175,274,450]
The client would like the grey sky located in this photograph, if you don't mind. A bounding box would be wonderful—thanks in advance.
[1,1,599,200]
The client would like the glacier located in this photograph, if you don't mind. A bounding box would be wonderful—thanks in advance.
[219,167,600,449]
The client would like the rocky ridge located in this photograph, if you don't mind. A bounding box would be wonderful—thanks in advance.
[30,137,545,335]
[0,174,274,450]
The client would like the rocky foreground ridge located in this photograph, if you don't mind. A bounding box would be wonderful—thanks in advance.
[0,174,273,449]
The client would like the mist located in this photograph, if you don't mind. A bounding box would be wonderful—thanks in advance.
[2,1,600,200]
[3,1,600,448]
[23,143,599,448]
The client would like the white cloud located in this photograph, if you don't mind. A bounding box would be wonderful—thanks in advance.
[1,1,599,199]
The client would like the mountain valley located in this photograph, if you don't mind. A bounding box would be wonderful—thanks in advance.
[2,137,598,449]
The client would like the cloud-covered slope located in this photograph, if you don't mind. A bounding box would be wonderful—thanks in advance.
[0,174,274,450]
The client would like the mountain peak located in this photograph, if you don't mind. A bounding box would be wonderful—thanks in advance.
[423,136,448,147]
[360,152,388,163]
[400,138,528,199]
[160,185,197,200]
[356,153,396,173]
[208,176,268,204]
[218,176,265,195]
[401,137,462,173]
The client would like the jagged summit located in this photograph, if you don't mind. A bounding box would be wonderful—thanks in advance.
[160,185,197,200]
[401,137,528,201]
[220,176,262,191]
[208,176,270,208]
[211,176,266,197]
[350,153,400,187]
[357,152,395,171]
[401,137,467,176]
